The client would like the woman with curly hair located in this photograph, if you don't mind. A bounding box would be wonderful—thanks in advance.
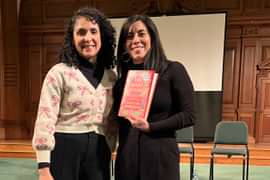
[32,7,116,180]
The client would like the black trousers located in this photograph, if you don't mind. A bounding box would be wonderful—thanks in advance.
[50,132,111,180]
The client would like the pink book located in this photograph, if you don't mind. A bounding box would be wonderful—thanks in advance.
[118,70,158,122]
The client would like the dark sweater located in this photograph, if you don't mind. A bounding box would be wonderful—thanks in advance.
[77,57,104,89]
[114,60,195,180]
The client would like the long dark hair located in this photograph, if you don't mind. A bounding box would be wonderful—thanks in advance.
[116,15,168,77]
[59,7,116,69]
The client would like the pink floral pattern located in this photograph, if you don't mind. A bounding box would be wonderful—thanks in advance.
[46,123,55,135]
[67,100,82,110]
[46,75,56,86]
[64,70,79,81]
[78,85,88,96]
[34,137,50,150]
[76,114,90,123]
[51,95,60,107]
[38,106,51,118]
[32,63,116,162]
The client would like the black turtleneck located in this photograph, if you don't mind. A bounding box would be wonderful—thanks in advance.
[128,61,144,70]
[78,56,104,89]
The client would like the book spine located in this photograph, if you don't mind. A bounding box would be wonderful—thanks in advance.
[141,70,155,119]
[143,73,158,121]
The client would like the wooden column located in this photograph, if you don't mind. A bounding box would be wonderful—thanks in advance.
[0,0,25,139]
[0,0,5,138]
[256,60,270,144]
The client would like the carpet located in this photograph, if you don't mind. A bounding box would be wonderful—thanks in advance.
[0,158,269,180]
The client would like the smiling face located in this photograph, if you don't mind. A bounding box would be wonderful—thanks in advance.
[73,16,101,62]
[125,20,151,64]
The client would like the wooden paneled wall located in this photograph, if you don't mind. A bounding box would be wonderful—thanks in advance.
[20,32,64,136]
[223,19,270,144]
[1,0,270,144]
[0,0,4,138]
[0,0,25,139]
[256,60,270,144]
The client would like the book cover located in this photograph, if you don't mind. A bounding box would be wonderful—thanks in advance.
[118,70,158,122]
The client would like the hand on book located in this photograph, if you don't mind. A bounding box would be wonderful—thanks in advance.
[126,115,150,132]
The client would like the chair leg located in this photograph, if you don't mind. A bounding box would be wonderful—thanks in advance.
[242,158,245,180]
[190,156,193,180]
[111,159,114,176]
[246,154,249,180]
[179,154,182,179]
[192,155,195,179]
[190,152,195,180]
[209,155,214,180]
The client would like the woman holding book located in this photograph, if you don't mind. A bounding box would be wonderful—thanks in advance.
[32,7,117,180]
[112,15,196,180]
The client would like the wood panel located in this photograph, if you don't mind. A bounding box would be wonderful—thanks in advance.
[226,25,242,38]
[262,0,270,15]
[204,0,241,10]
[222,24,270,144]
[0,2,3,99]
[42,0,77,24]
[201,0,270,16]
[19,34,42,137]
[21,33,63,136]
[17,0,270,23]
[20,0,42,25]
[239,39,259,109]
[238,111,255,139]
[244,0,263,15]
[94,0,132,17]
[256,58,270,144]
[28,45,42,135]
[0,0,24,139]
[0,0,4,138]
[20,0,91,26]
[42,34,63,77]
[222,38,241,120]
[174,0,202,12]
[261,38,270,61]
[202,0,242,15]
[263,0,270,14]
[237,38,259,139]
[256,71,270,144]
[222,26,242,121]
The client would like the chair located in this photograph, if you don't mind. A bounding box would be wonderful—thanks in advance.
[209,121,249,180]
[176,126,195,180]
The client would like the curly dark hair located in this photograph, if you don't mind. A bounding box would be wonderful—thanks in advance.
[59,7,116,69]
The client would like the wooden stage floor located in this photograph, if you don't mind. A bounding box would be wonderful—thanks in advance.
[0,140,270,166]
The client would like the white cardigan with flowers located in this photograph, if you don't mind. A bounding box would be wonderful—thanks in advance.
[32,63,117,163]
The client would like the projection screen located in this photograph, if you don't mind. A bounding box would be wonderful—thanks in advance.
[111,13,226,141]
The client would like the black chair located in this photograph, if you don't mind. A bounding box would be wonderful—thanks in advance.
[176,126,195,180]
[209,121,249,180]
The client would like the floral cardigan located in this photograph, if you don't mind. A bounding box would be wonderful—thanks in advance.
[32,63,117,163]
